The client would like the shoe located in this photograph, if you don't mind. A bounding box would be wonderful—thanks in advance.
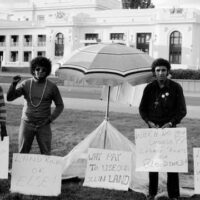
[146,195,155,200]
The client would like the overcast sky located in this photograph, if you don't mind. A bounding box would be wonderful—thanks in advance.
[0,0,29,9]
[0,0,200,9]
[0,0,28,4]
[0,0,166,8]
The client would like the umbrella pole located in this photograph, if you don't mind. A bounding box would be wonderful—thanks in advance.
[105,85,111,121]
[104,86,111,148]
[104,122,108,149]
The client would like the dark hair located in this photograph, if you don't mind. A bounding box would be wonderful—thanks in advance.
[151,58,171,74]
[30,56,52,76]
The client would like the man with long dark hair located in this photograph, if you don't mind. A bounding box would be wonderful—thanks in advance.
[7,56,64,155]
[139,58,187,200]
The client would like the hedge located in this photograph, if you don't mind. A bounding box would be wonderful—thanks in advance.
[170,69,200,80]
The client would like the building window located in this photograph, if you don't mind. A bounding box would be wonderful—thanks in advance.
[169,31,182,64]
[85,34,99,40]
[10,51,18,62]
[37,15,45,22]
[84,33,99,46]
[23,51,32,62]
[0,36,6,47]
[136,33,151,53]
[37,51,46,57]
[10,35,19,46]
[24,35,32,46]
[55,33,64,57]
[122,0,132,8]
[0,51,3,64]
[110,33,124,41]
[38,35,46,46]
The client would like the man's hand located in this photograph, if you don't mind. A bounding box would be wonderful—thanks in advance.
[162,122,172,128]
[1,123,7,141]
[13,75,21,85]
[147,121,158,128]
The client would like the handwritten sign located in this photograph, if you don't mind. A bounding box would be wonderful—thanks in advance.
[135,128,188,172]
[0,136,9,179]
[83,148,132,191]
[193,148,200,194]
[11,153,63,196]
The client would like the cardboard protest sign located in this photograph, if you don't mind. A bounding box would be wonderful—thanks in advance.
[193,148,200,194]
[135,128,188,172]
[83,148,132,191]
[0,136,9,179]
[11,153,63,196]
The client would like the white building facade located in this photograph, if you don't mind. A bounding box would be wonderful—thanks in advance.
[0,0,200,73]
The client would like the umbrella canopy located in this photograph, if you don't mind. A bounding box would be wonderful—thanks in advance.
[57,43,153,87]
[57,43,154,148]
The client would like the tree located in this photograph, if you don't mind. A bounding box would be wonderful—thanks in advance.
[122,0,155,9]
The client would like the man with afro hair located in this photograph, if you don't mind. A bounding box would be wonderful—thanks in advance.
[7,56,64,155]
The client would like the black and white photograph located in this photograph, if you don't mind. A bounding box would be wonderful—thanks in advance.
[0,0,200,199]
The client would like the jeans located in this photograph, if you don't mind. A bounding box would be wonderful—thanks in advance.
[19,120,52,155]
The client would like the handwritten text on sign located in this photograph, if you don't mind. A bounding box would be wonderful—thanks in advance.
[0,137,9,179]
[135,128,188,172]
[193,148,200,194]
[11,153,63,196]
[83,148,132,191]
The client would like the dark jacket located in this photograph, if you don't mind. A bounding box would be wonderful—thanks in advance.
[139,79,187,127]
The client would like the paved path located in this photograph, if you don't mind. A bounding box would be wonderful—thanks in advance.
[2,78,200,119]
[6,96,200,119]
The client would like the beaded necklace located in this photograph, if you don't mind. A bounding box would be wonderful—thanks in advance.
[29,78,47,108]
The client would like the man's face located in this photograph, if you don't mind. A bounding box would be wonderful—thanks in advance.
[154,66,168,82]
[34,65,47,80]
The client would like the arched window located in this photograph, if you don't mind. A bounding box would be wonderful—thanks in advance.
[169,31,182,64]
[55,33,64,56]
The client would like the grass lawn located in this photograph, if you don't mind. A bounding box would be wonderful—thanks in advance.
[1,104,200,200]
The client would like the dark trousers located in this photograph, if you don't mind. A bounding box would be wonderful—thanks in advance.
[149,172,180,198]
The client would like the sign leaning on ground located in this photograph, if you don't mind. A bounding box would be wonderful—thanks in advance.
[193,148,200,194]
[10,153,63,196]
[83,148,132,191]
[0,136,9,179]
[135,128,188,172]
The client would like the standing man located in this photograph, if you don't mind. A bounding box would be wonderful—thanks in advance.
[7,56,64,155]
[139,58,187,200]
[0,85,7,141]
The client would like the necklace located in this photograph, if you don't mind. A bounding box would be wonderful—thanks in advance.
[29,78,47,107]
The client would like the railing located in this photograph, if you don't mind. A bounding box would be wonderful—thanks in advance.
[24,42,32,47]
[37,42,46,46]
[10,42,19,47]
[0,42,5,47]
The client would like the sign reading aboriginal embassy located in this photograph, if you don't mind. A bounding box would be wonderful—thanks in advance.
[0,137,9,179]
[135,128,188,172]
[11,153,63,196]
[83,148,132,191]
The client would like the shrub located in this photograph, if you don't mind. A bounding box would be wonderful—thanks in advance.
[171,69,200,80]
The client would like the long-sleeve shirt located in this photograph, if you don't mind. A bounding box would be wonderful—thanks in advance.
[0,86,6,123]
[7,78,64,124]
[139,79,186,127]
